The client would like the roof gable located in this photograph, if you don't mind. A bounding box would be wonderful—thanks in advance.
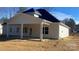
[8,13,42,24]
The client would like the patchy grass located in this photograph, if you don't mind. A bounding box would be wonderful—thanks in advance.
[0,33,79,51]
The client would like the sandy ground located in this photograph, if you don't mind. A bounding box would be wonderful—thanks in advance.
[0,33,79,51]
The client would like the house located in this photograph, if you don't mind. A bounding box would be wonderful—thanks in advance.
[3,8,70,40]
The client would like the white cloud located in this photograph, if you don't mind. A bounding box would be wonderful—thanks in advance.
[50,11,75,20]
[50,11,79,24]
[75,20,79,24]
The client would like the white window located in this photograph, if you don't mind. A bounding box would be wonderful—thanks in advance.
[23,27,28,33]
[43,27,49,34]
[9,27,12,32]
[34,14,39,17]
[29,28,32,35]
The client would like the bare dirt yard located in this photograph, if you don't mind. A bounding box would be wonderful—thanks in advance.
[0,33,79,51]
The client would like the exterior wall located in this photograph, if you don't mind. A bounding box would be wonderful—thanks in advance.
[49,23,59,39]
[23,24,40,38]
[0,24,3,35]
[46,23,69,39]
[59,24,69,38]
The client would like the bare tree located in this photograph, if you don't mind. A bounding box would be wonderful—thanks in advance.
[62,18,76,33]
[1,16,8,25]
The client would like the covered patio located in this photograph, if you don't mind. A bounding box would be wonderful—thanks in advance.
[6,23,50,41]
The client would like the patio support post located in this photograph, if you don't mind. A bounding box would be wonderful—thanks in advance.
[40,22,43,41]
[7,23,9,38]
[21,24,23,39]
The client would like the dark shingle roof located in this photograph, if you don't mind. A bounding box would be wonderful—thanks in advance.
[23,8,35,13]
[22,8,60,22]
[36,9,60,22]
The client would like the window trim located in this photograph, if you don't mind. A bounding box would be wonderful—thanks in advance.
[23,27,28,33]
[9,27,12,33]
[43,27,49,34]
[16,27,20,33]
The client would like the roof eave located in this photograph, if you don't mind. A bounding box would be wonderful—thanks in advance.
[59,22,70,29]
